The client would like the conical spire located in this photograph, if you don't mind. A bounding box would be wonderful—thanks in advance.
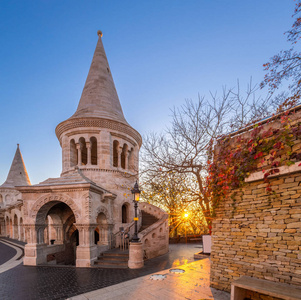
[1,144,31,187]
[71,30,128,124]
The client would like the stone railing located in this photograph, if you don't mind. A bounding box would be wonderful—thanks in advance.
[138,202,169,259]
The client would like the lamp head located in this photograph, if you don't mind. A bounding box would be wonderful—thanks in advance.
[131,181,141,201]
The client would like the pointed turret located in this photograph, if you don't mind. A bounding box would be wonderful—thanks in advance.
[70,30,128,125]
[1,144,31,187]
[55,31,142,177]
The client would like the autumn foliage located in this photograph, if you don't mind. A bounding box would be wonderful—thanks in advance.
[206,104,301,216]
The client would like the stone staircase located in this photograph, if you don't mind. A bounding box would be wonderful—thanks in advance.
[139,210,159,232]
[94,249,129,269]
[94,210,159,268]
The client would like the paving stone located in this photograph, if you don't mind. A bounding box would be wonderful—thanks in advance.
[0,243,203,300]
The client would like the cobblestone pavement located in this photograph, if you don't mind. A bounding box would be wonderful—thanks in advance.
[0,242,204,300]
[0,240,17,265]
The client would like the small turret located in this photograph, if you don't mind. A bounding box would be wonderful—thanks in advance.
[1,144,31,187]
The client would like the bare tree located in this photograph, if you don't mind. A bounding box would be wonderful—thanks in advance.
[141,81,277,230]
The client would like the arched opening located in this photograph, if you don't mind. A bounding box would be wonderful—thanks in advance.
[90,137,98,165]
[70,139,77,167]
[121,144,128,169]
[122,203,130,223]
[96,212,108,245]
[20,217,24,241]
[79,137,87,165]
[35,201,77,265]
[113,140,119,167]
[94,227,100,245]
[0,194,3,203]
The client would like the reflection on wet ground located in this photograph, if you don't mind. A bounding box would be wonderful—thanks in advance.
[0,243,203,300]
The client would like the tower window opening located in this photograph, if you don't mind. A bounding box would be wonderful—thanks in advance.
[122,203,129,223]
[90,137,97,165]
[70,139,77,167]
[113,140,119,167]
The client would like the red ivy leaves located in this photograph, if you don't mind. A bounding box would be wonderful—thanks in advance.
[207,110,299,207]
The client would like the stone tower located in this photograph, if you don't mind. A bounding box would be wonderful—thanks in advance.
[55,31,141,192]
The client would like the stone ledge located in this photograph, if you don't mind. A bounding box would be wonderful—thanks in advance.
[245,161,301,183]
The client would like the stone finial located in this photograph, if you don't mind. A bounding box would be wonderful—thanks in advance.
[97,30,103,37]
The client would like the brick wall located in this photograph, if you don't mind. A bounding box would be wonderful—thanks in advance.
[210,116,301,292]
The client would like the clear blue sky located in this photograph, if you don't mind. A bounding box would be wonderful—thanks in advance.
[0,0,295,184]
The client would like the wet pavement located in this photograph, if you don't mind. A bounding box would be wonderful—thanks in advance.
[0,241,16,265]
[0,239,206,300]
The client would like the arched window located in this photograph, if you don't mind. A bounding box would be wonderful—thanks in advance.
[90,137,97,165]
[122,203,129,223]
[79,137,87,165]
[94,227,100,245]
[0,194,3,203]
[113,140,119,167]
[70,139,77,167]
[121,144,128,169]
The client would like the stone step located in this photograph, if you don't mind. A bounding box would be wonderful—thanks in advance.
[94,260,128,266]
[94,249,129,268]
[92,263,128,269]
[102,251,129,257]
[97,255,128,262]
[139,210,159,233]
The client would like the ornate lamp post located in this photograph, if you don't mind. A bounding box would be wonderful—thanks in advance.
[131,181,141,243]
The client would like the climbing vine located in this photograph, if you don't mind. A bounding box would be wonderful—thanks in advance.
[206,102,301,216]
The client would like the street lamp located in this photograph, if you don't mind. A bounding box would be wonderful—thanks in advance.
[131,181,141,242]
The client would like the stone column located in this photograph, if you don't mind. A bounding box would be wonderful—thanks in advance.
[107,224,114,248]
[75,224,98,267]
[86,141,91,165]
[76,143,81,166]
[53,224,63,244]
[125,151,129,170]
[128,242,144,269]
[117,148,122,168]
[17,223,21,241]
[23,224,47,266]
[36,224,47,244]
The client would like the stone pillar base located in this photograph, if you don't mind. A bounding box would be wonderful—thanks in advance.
[76,245,97,267]
[23,244,47,266]
[128,242,144,269]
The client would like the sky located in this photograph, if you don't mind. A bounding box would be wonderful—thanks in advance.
[0,0,296,184]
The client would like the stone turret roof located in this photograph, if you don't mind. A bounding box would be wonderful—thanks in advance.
[70,30,128,125]
[1,144,31,188]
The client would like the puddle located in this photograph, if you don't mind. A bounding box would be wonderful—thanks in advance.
[149,274,167,280]
[169,268,185,274]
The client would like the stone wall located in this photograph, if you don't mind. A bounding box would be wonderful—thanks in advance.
[210,116,301,292]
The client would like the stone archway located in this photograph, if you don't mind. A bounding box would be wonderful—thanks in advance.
[96,212,108,246]
[24,198,79,266]
[24,194,97,267]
